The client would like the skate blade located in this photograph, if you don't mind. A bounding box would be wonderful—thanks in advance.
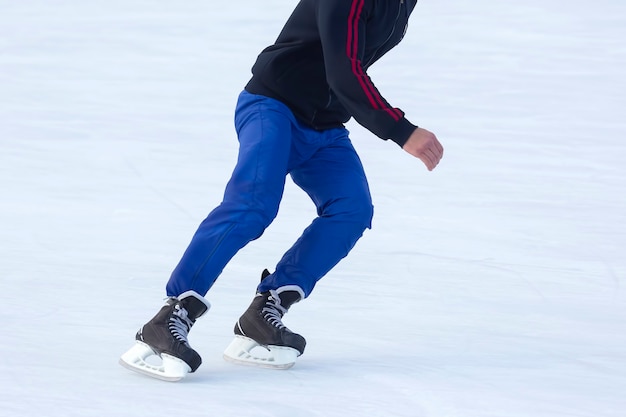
[119,341,191,382]
[223,335,299,369]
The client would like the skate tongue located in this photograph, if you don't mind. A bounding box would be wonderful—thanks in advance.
[260,269,271,282]
[177,290,211,319]
[272,287,303,309]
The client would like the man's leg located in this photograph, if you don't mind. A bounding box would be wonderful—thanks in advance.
[223,128,372,368]
[258,130,374,297]
[166,92,295,297]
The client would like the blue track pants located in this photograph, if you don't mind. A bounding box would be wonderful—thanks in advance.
[166,91,373,298]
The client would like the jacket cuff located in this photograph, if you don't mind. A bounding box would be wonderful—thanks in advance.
[387,118,418,148]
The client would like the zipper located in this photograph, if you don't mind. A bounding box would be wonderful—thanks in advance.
[313,0,406,126]
[363,0,405,68]
[311,87,334,126]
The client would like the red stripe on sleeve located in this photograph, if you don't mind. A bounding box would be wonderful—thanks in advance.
[345,0,402,122]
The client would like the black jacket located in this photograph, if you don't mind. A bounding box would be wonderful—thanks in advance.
[245,0,418,147]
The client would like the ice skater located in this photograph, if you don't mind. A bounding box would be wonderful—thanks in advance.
[120,0,443,381]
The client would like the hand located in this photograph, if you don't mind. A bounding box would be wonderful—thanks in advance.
[402,127,444,171]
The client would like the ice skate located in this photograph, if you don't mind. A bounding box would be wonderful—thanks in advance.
[224,272,306,369]
[119,290,210,381]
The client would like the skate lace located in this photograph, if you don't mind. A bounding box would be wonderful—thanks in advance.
[262,293,288,329]
[169,305,194,343]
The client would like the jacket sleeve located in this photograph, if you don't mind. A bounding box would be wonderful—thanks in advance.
[316,0,417,147]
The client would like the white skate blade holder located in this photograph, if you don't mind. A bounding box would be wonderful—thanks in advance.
[119,341,191,382]
[223,335,300,369]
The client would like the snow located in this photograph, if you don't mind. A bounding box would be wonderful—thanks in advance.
[1,0,625,416]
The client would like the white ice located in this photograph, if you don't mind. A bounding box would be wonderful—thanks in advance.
[1,1,625,416]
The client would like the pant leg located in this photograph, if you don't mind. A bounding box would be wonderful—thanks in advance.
[257,129,374,297]
[166,92,294,297]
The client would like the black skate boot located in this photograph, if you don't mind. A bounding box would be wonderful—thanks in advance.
[223,270,306,368]
[120,290,210,381]
[234,289,306,354]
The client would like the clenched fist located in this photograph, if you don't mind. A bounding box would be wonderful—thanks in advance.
[402,127,444,171]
